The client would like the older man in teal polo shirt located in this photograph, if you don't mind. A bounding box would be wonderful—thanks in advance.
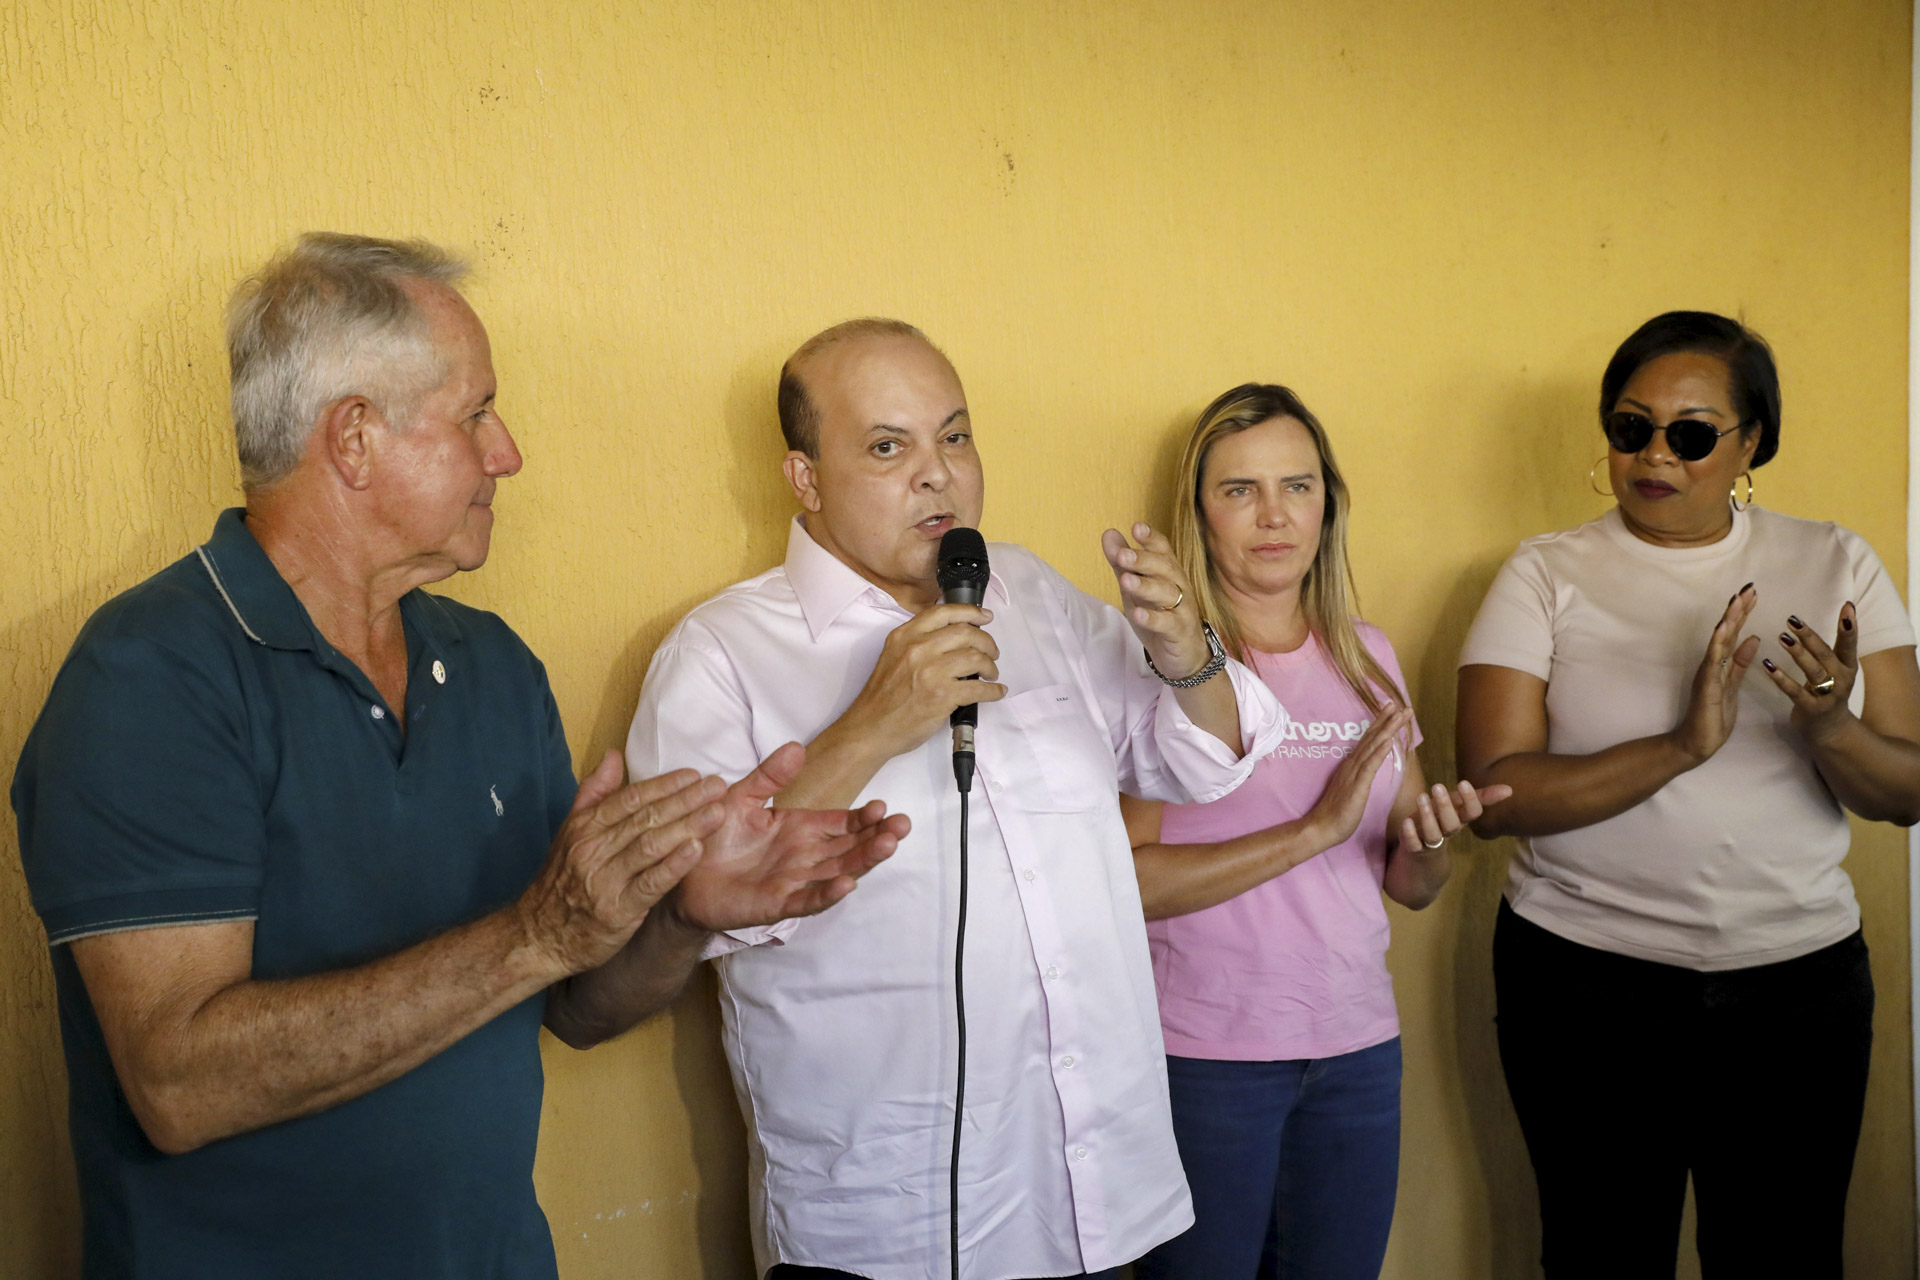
[11,233,909,1280]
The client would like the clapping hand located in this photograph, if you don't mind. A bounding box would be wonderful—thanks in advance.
[1302,708,1511,856]
[1761,604,1860,743]
[1305,709,1415,848]
[672,742,912,932]
[1670,584,1762,766]
[515,753,731,977]
[1397,779,1511,854]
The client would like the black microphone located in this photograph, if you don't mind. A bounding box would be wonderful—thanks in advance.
[936,527,990,793]
[935,527,989,1279]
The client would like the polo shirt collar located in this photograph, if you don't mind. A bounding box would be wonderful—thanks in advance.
[195,507,467,655]
[195,508,319,651]
[783,515,1009,642]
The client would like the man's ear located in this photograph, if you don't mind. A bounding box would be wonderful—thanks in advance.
[782,450,823,513]
[318,396,380,491]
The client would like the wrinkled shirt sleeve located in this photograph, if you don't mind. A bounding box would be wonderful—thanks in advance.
[1055,575,1287,804]
[625,623,800,957]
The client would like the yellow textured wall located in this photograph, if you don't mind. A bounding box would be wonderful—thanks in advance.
[2,1,1912,1277]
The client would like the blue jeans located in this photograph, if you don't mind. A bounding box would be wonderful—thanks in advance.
[1136,1039,1402,1280]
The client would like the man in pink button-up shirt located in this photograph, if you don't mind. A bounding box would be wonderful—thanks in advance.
[624,319,1288,1280]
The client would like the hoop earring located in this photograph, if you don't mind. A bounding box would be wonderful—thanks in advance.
[1588,457,1615,498]
[1730,472,1755,511]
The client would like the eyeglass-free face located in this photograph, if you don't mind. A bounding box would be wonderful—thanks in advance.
[1603,411,1742,462]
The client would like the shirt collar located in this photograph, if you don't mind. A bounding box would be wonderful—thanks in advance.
[195,508,319,651]
[195,507,466,655]
[783,515,1009,642]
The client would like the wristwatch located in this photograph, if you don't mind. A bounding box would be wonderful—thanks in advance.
[1145,621,1228,688]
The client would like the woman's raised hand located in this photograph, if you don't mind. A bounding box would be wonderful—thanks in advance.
[1670,584,1762,766]
[1761,604,1861,743]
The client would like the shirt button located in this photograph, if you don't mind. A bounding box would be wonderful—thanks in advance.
[370,705,385,720]
[1022,869,1036,882]
[1060,1055,1075,1069]
[431,659,446,685]
[1075,1146,1089,1160]
[1045,966,1060,980]
[989,779,1003,793]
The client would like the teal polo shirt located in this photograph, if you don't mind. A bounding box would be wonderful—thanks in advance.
[13,508,578,1280]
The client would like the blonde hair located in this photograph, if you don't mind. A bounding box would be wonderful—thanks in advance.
[1170,383,1402,715]
[227,232,469,488]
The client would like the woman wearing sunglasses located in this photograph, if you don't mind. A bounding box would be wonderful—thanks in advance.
[1456,311,1920,1278]
[1125,385,1507,1280]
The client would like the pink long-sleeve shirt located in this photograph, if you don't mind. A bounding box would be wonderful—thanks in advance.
[626,517,1288,1280]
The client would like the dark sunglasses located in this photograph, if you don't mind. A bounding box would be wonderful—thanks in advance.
[1602,411,1744,462]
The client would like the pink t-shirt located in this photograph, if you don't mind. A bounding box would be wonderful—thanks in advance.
[1146,624,1417,1061]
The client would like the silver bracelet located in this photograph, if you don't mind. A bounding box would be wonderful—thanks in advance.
[1146,621,1228,688]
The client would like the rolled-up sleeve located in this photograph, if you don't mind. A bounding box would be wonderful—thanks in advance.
[1055,573,1287,805]
[1146,657,1287,803]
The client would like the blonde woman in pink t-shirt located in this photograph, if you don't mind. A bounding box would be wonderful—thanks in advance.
[1126,385,1508,1280]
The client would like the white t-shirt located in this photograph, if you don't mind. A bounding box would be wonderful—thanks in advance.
[1459,506,1914,971]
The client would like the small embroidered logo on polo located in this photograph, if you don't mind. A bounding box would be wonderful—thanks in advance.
[490,786,504,817]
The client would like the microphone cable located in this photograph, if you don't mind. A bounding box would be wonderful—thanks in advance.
[935,526,986,1280]
[949,770,969,1280]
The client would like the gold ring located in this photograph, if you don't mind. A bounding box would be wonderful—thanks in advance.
[1158,590,1185,613]
[1810,676,1837,695]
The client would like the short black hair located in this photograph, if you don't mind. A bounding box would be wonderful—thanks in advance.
[1599,311,1781,467]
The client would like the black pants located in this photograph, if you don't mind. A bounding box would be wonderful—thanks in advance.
[1494,901,1873,1280]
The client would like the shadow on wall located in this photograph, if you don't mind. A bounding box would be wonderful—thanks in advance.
[2,273,237,1280]
[1,562,225,1280]
[576,350,803,1276]
[724,344,804,581]
[0,592,94,1280]
[1416,550,1543,1280]
[581,349,797,766]
[1146,408,1197,534]
[1415,367,1601,1278]
[671,967,754,1277]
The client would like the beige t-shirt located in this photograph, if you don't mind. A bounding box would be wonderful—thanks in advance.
[1460,506,1914,971]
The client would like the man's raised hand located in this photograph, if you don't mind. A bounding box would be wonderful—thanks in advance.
[1103,522,1211,679]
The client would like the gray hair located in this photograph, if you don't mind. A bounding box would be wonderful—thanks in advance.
[227,232,470,488]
